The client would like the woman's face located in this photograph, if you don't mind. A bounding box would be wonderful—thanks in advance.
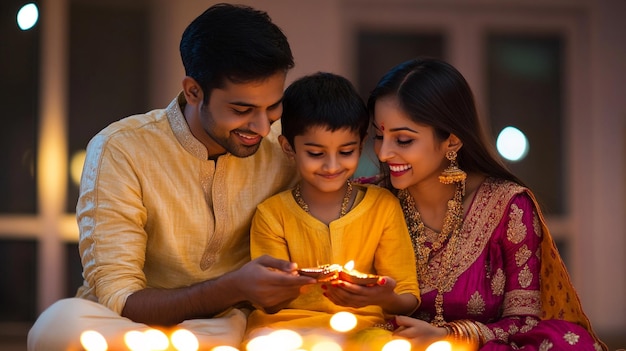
[372,96,448,190]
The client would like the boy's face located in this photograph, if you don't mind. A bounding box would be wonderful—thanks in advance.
[286,126,362,193]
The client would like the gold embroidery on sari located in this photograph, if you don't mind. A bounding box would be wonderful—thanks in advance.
[515,244,532,267]
[502,289,541,317]
[418,178,522,294]
[491,268,505,296]
[533,212,541,237]
[494,327,508,342]
[507,204,526,244]
[467,291,486,315]
[539,339,554,351]
[564,331,580,345]
[518,264,533,288]
[520,316,539,333]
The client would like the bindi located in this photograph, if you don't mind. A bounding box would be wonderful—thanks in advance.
[380,123,385,131]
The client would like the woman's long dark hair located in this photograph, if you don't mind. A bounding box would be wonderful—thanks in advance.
[367,57,525,188]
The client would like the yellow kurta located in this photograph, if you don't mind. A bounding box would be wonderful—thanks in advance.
[247,184,420,335]
[75,93,297,314]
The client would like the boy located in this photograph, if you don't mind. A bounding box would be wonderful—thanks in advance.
[245,72,420,348]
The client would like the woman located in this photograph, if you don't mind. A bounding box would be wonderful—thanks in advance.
[367,57,606,350]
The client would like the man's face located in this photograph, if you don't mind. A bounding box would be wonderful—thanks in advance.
[200,72,286,158]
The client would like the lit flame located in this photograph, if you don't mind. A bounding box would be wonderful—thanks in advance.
[80,330,108,351]
[329,311,357,333]
[343,260,355,271]
[211,347,239,351]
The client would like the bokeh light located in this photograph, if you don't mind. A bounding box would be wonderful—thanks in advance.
[171,329,199,351]
[144,329,170,350]
[70,149,86,186]
[310,340,342,351]
[211,347,239,351]
[80,330,108,351]
[382,338,412,351]
[330,311,357,332]
[425,340,452,351]
[124,330,148,351]
[496,126,529,162]
[17,3,39,30]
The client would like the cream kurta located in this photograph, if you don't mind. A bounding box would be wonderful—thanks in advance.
[76,93,297,313]
[247,185,420,335]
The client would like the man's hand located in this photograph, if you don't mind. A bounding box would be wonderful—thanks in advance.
[233,255,316,312]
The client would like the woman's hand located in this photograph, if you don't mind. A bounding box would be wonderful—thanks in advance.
[393,315,448,348]
[321,276,398,309]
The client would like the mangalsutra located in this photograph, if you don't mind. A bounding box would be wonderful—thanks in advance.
[399,182,464,326]
[293,180,353,218]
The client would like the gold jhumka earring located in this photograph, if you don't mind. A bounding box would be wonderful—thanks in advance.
[439,150,467,195]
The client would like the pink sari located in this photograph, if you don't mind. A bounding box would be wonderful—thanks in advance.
[409,178,606,350]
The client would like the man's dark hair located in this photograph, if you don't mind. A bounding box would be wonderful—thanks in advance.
[180,3,294,103]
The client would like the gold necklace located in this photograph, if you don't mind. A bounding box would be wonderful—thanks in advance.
[399,182,464,326]
[293,180,353,218]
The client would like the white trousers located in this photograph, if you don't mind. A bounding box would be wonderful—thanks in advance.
[27,298,247,351]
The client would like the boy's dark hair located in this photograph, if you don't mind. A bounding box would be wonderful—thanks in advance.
[281,72,368,148]
[180,3,294,104]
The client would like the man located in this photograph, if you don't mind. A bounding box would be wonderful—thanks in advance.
[28,4,315,350]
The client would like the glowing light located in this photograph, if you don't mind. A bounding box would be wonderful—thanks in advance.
[125,330,148,351]
[17,3,39,30]
[330,311,358,332]
[382,339,412,351]
[496,126,529,162]
[343,260,355,271]
[171,329,199,351]
[310,340,342,351]
[80,330,108,351]
[246,329,304,351]
[211,346,239,351]
[144,329,170,350]
[269,329,303,350]
[425,340,452,351]
[246,334,273,351]
[70,149,87,186]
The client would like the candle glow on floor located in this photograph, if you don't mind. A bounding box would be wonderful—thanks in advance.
[80,330,108,351]
[381,339,412,351]
[171,329,199,351]
[330,312,357,332]
[425,340,452,351]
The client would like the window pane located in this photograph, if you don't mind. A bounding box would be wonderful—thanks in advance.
[0,239,37,322]
[0,1,39,214]
[67,2,150,213]
[357,31,444,98]
[65,242,83,297]
[487,34,564,214]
